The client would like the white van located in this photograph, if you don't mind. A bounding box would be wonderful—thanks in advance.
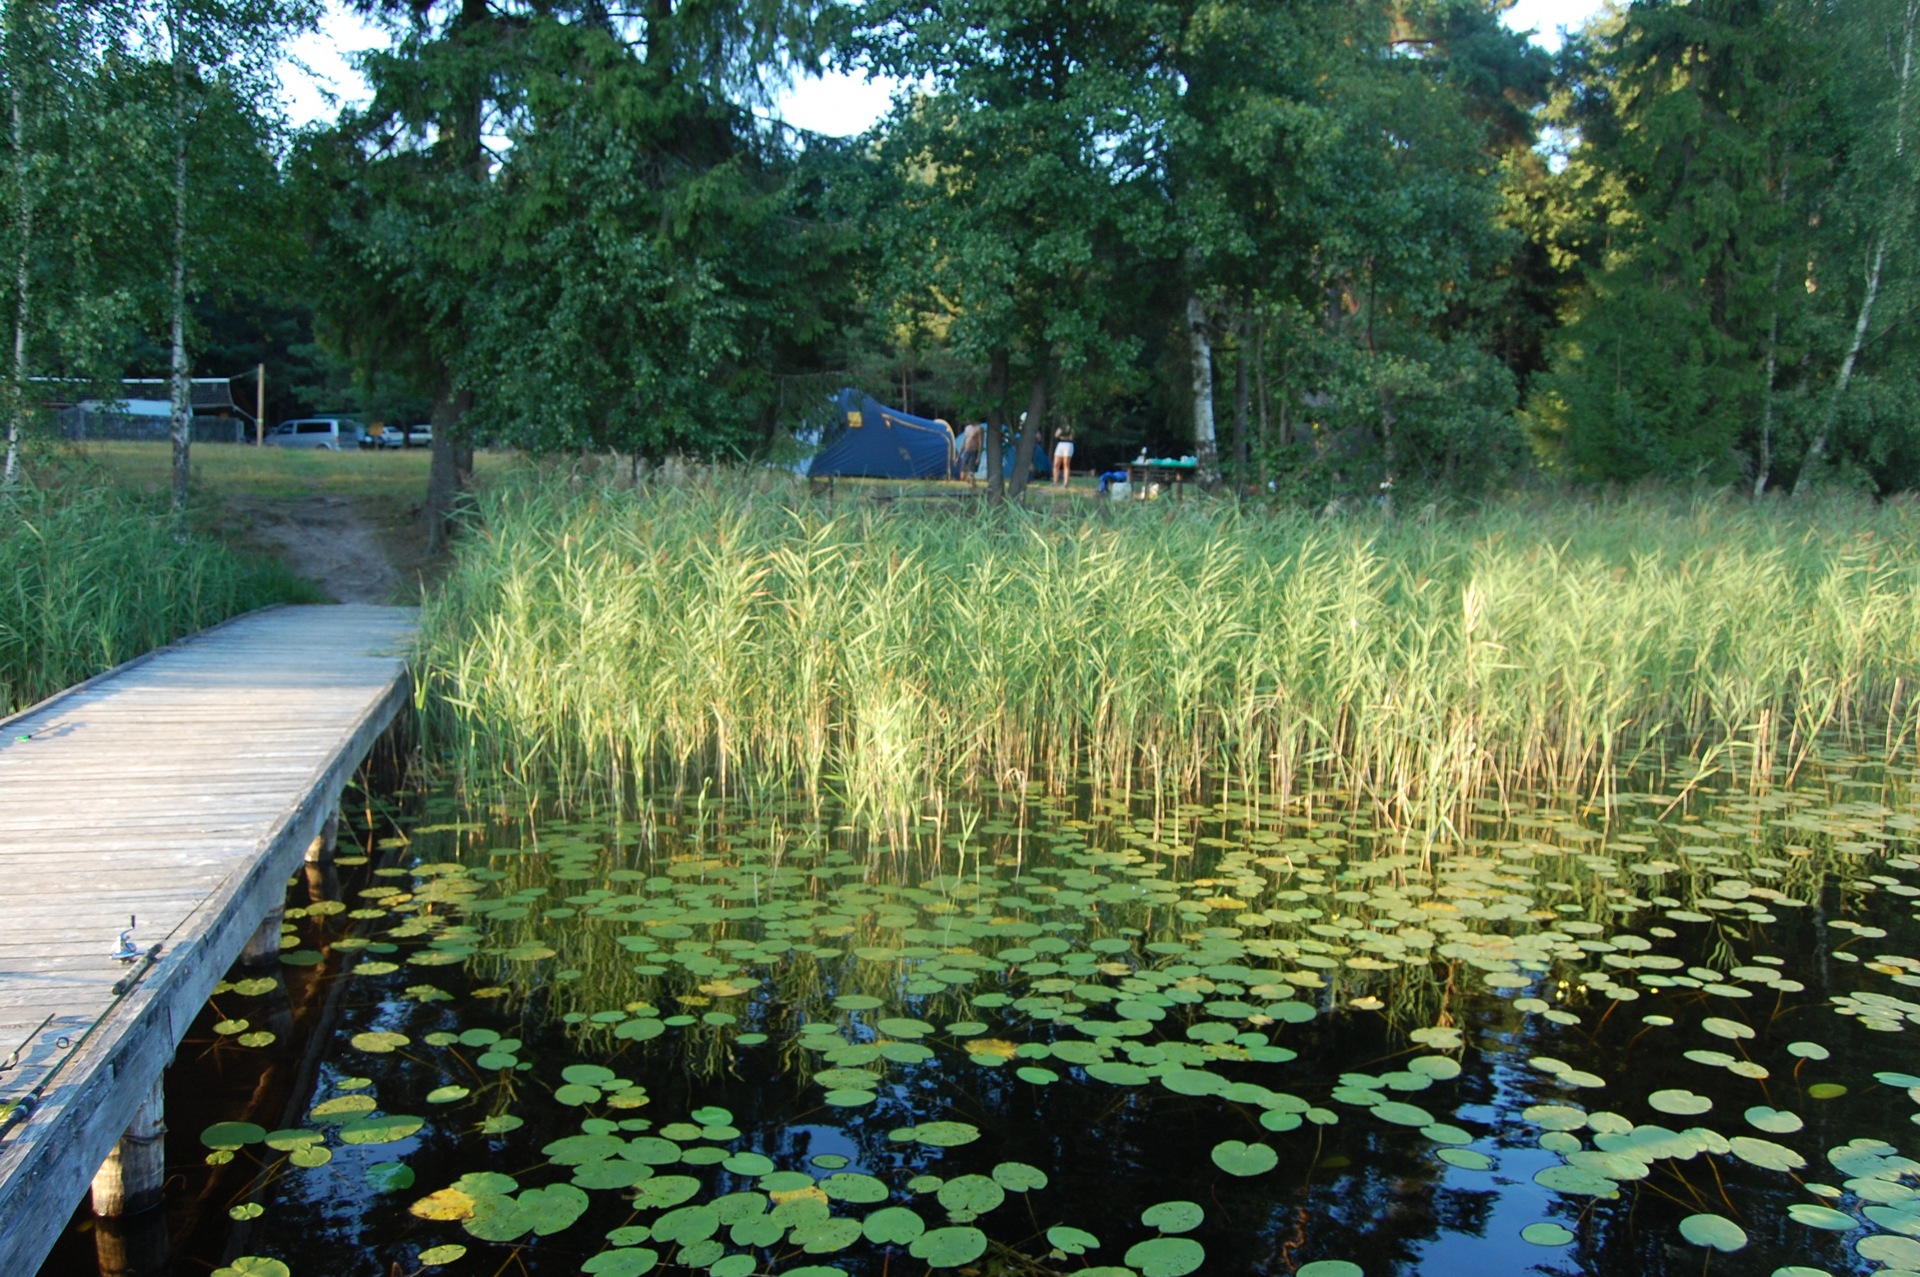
[267,417,364,450]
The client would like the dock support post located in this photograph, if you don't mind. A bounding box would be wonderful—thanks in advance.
[90,1074,166,1218]
[241,905,285,966]
[92,1208,169,1277]
[305,811,339,864]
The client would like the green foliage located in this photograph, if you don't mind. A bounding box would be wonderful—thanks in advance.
[420,467,1920,831]
[303,0,854,464]
[0,468,318,714]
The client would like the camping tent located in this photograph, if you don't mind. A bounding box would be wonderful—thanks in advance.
[806,389,1051,480]
[806,390,957,480]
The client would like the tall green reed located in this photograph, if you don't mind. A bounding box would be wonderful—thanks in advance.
[417,470,1920,831]
[0,480,316,714]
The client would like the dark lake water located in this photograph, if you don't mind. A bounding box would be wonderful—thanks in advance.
[39,751,1920,1277]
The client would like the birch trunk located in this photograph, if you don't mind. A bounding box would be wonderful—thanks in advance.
[6,3,28,491]
[1187,293,1219,489]
[1792,0,1915,498]
[1232,310,1250,480]
[1792,239,1884,497]
[168,15,190,515]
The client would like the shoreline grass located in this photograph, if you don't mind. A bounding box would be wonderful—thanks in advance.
[0,464,322,715]
[418,468,1920,832]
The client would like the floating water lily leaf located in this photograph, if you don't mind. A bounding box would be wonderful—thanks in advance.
[1534,1166,1619,1197]
[310,1095,376,1123]
[723,1151,775,1176]
[1678,1214,1748,1252]
[1372,1102,1434,1128]
[580,1247,659,1275]
[1787,1042,1831,1060]
[924,1172,997,1218]
[425,1085,469,1104]
[416,1244,466,1265]
[1125,1237,1206,1277]
[632,1176,702,1211]
[1523,1105,1588,1132]
[366,1162,415,1192]
[1786,1204,1856,1231]
[908,1226,988,1267]
[895,1122,980,1148]
[823,1090,877,1108]
[992,1162,1048,1192]
[545,1133,624,1165]
[350,1031,408,1053]
[1210,1141,1278,1177]
[1728,1136,1807,1171]
[1746,1106,1804,1134]
[407,1190,474,1228]
[1859,1234,1920,1267]
[1295,1264,1362,1277]
[1808,1083,1848,1099]
[1648,1089,1712,1116]
[340,1115,424,1145]
[1047,1225,1099,1255]
[228,1203,263,1221]
[651,1205,719,1245]
[1521,1223,1574,1246]
[201,1122,266,1148]
[822,1173,889,1205]
[1438,1148,1493,1171]
[864,1206,926,1245]
[1141,1200,1204,1233]
[211,1259,289,1277]
[481,1114,524,1135]
[792,1216,863,1253]
[1701,1017,1754,1040]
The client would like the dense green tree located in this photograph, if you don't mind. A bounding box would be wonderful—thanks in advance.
[858,0,1153,498]
[1528,0,1828,486]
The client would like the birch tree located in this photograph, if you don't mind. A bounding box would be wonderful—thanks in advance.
[136,0,315,513]
[1791,0,1920,495]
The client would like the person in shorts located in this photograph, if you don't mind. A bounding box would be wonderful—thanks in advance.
[1052,422,1075,488]
[958,420,984,486]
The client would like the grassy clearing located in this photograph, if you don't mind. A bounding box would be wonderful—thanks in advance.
[0,460,321,714]
[418,468,1920,833]
[82,438,438,506]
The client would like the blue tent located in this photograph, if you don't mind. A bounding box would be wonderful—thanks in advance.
[807,390,956,479]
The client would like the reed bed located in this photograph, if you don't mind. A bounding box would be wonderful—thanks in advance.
[417,470,1920,831]
[0,480,315,714]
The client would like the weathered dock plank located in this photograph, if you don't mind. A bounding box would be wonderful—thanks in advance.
[0,604,415,1275]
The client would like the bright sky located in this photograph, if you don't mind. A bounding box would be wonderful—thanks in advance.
[279,0,1611,135]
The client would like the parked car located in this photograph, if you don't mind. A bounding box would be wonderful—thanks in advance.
[402,423,432,448]
[359,424,400,449]
[267,417,364,450]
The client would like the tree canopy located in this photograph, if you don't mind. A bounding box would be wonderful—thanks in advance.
[11,0,1920,503]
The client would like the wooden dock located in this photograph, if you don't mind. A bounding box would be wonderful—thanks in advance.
[0,604,416,1275]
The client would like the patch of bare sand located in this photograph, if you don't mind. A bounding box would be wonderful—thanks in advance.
[226,494,415,605]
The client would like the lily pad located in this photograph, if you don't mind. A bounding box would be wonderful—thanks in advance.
[1047,1224,1099,1254]
[1141,1200,1204,1233]
[1124,1237,1206,1277]
[1678,1213,1748,1252]
[1210,1140,1279,1177]
[1521,1223,1575,1246]
[907,1226,988,1267]
[863,1206,926,1245]
[1786,1203,1856,1231]
[1648,1089,1712,1116]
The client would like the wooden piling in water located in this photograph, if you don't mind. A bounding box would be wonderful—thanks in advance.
[88,1073,165,1218]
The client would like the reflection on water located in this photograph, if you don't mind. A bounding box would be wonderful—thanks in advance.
[175,749,1920,1277]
